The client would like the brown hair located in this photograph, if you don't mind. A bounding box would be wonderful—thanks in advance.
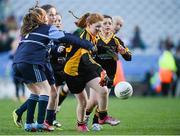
[75,13,90,28]
[41,4,56,13]
[75,13,103,28]
[103,15,112,20]
[20,8,47,36]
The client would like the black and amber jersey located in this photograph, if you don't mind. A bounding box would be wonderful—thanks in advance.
[96,33,131,61]
[95,33,132,84]
[64,28,102,76]
[50,43,66,72]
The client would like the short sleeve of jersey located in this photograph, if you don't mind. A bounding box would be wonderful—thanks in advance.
[49,25,65,41]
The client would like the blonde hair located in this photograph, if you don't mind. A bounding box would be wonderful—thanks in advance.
[75,13,103,28]
[20,8,47,36]
[112,16,124,25]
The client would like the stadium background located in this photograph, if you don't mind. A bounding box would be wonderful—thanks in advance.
[0,0,180,135]
[0,0,180,97]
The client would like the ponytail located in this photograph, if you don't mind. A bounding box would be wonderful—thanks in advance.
[20,7,46,36]
[69,11,90,29]
[69,12,103,29]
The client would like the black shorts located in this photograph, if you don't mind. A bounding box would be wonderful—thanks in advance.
[44,63,55,85]
[95,58,116,80]
[13,63,46,84]
[51,60,65,86]
[54,71,65,86]
[65,72,99,94]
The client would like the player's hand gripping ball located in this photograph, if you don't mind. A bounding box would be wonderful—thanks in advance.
[114,81,133,99]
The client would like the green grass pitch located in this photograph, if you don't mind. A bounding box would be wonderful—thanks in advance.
[0,96,180,135]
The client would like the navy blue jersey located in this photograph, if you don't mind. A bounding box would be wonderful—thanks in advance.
[13,24,94,68]
[13,24,64,67]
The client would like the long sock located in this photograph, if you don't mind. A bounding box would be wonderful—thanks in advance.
[26,94,39,124]
[99,111,107,120]
[86,111,91,116]
[37,95,49,124]
[93,109,99,124]
[16,94,39,118]
[58,89,68,106]
[54,112,56,121]
[46,109,55,125]
[92,114,99,124]
[16,100,28,117]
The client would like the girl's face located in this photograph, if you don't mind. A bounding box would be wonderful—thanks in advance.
[46,7,57,25]
[44,15,48,24]
[88,21,102,36]
[113,20,123,34]
[55,14,63,30]
[102,18,113,34]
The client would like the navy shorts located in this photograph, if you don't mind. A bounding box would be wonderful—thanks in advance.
[13,63,47,84]
[65,72,99,94]
[44,63,56,85]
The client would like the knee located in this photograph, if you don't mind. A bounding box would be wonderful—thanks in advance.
[81,99,87,108]
[41,84,51,96]
[87,100,97,111]
[78,98,87,109]
[50,86,58,99]
[99,88,108,96]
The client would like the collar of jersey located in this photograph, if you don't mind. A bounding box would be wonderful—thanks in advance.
[99,32,114,44]
[85,28,97,45]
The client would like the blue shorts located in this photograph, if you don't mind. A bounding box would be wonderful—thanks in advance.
[13,63,47,84]
[44,62,55,85]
